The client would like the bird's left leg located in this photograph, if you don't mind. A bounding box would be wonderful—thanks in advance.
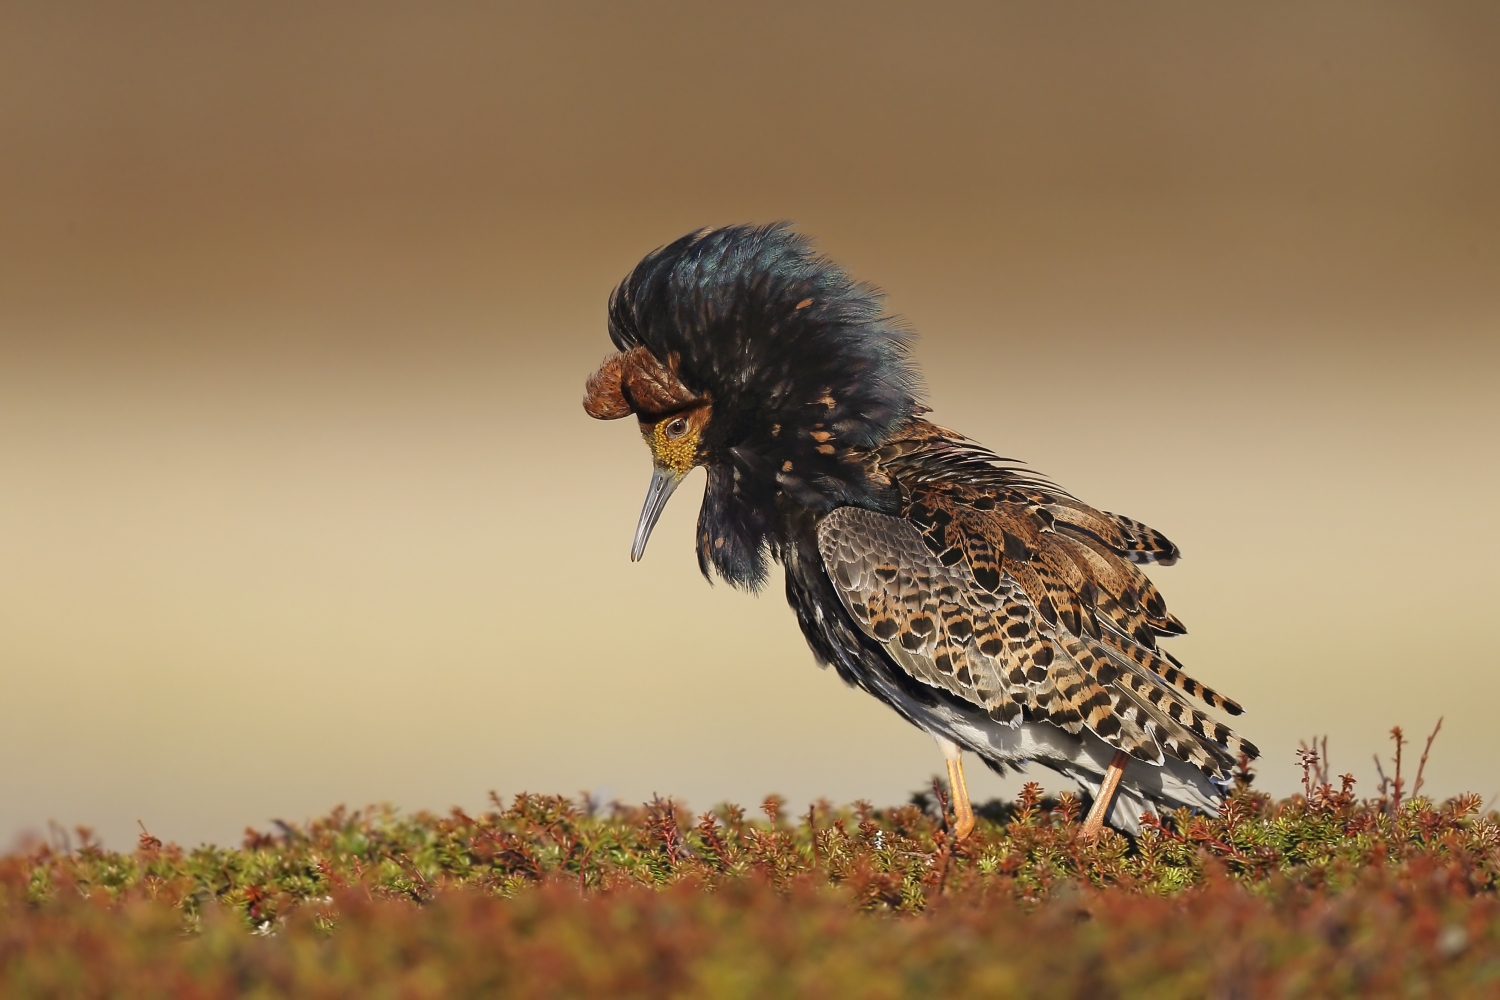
[934,736,976,840]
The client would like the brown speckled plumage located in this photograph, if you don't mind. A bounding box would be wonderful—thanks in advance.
[822,419,1256,779]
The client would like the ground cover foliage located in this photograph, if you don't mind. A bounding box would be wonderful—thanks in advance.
[4,731,1500,998]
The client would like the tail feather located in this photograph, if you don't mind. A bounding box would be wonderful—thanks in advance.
[1094,624,1245,716]
[1103,646,1251,776]
[1053,634,1163,763]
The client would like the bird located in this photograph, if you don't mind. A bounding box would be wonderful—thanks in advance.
[583,223,1258,837]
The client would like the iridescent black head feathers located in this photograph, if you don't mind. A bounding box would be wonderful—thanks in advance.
[587,223,924,588]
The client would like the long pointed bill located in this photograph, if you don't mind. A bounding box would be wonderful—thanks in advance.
[631,466,684,562]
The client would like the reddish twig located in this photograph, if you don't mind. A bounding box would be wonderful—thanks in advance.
[1411,717,1443,800]
[1389,726,1407,817]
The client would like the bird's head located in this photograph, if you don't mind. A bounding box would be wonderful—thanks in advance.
[584,223,922,587]
[583,349,715,562]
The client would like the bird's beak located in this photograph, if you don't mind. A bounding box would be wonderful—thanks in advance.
[631,465,685,562]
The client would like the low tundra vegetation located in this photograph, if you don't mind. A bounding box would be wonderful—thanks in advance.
[4,729,1499,997]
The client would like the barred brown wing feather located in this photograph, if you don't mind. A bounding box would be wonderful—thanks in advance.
[817,506,1159,757]
[850,417,1257,773]
[1043,502,1178,566]
[819,507,1013,709]
[1107,511,1181,565]
[819,508,1038,715]
[945,494,1251,772]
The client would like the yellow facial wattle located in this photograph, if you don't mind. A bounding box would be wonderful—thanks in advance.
[642,403,712,476]
[652,425,697,475]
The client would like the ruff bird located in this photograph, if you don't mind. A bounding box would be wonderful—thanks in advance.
[584,224,1257,837]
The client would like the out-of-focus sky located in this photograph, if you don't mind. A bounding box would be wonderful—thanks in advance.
[2,2,1497,849]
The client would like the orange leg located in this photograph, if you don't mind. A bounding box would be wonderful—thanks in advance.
[1082,750,1131,839]
[945,755,976,840]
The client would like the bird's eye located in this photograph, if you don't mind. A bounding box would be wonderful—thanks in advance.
[665,418,688,439]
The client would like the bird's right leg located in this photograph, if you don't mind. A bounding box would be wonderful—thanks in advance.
[1081,749,1131,839]
[934,736,976,840]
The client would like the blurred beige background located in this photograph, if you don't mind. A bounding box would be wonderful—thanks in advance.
[2,2,1497,848]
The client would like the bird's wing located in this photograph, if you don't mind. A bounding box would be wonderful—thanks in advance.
[818,505,1255,776]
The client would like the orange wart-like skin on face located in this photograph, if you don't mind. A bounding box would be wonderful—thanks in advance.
[642,403,712,475]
